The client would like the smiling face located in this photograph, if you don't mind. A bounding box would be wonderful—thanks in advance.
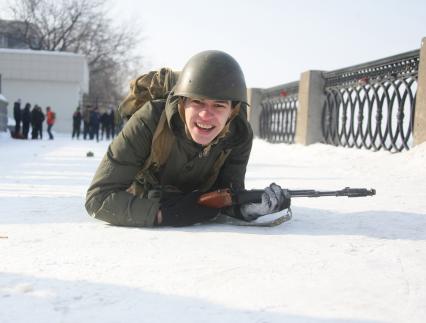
[183,98,232,146]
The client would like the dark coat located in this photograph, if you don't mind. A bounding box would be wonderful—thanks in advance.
[85,95,253,227]
[22,106,31,124]
[13,101,22,121]
[107,111,115,127]
[31,107,45,127]
[73,111,82,127]
[90,110,100,127]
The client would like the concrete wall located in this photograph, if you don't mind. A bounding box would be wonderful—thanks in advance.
[0,49,88,132]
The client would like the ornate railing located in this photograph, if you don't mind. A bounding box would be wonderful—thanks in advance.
[321,50,420,151]
[259,81,299,143]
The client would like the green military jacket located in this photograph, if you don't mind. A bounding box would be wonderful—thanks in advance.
[85,94,253,227]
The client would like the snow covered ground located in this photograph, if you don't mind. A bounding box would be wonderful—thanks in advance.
[1,132,425,323]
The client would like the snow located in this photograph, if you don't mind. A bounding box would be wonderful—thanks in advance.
[1,132,425,323]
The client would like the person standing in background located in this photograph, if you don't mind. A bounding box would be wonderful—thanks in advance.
[22,103,31,139]
[89,106,100,142]
[31,105,44,139]
[100,108,108,140]
[37,106,45,139]
[83,105,91,140]
[72,107,82,139]
[30,105,37,139]
[46,106,55,140]
[13,99,22,136]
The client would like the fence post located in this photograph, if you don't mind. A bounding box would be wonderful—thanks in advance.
[414,37,426,146]
[247,88,264,137]
[295,70,326,145]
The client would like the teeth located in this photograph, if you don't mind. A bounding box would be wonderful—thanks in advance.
[196,122,214,129]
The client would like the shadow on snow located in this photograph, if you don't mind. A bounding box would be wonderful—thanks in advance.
[1,196,425,241]
[0,272,382,323]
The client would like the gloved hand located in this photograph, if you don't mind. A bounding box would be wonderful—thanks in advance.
[158,191,219,227]
[239,183,291,221]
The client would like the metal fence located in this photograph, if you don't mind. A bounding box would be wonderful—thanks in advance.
[321,50,420,151]
[259,81,299,143]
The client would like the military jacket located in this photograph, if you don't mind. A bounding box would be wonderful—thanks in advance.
[85,95,253,227]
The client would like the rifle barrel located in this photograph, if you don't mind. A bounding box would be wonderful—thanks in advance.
[236,187,375,204]
[288,187,376,198]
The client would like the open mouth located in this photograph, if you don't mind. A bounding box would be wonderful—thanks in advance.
[195,122,215,132]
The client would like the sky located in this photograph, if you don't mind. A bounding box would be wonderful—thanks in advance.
[1,0,426,88]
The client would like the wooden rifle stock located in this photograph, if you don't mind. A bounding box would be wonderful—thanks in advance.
[197,189,235,209]
[197,187,376,209]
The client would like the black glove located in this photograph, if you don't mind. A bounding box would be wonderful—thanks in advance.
[239,183,291,221]
[158,191,219,227]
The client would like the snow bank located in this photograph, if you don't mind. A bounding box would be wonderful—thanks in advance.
[0,134,425,323]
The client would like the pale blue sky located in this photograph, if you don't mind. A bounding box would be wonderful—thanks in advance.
[1,0,426,88]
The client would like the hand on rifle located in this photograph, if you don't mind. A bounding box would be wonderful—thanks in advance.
[239,183,291,221]
[156,191,219,227]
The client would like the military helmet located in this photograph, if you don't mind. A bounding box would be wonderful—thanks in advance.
[174,50,247,104]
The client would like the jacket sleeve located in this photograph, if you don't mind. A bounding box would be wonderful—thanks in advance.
[85,108,160,227]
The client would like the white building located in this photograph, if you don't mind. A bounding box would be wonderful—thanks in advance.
[0,48,89,132]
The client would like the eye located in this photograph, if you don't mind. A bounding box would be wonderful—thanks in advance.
[214,103,228,109]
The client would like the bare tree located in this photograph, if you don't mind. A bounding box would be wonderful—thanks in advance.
[8,0,143,106]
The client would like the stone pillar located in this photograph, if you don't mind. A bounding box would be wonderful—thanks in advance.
[295,70,326,145]
[246,88,264,138]
[414,37,426,146]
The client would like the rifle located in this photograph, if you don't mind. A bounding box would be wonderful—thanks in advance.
[198,187,376,209]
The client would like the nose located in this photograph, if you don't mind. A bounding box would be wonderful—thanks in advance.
[198,105,214,119]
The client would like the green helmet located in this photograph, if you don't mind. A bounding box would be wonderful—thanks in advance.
[174,50,247,104]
